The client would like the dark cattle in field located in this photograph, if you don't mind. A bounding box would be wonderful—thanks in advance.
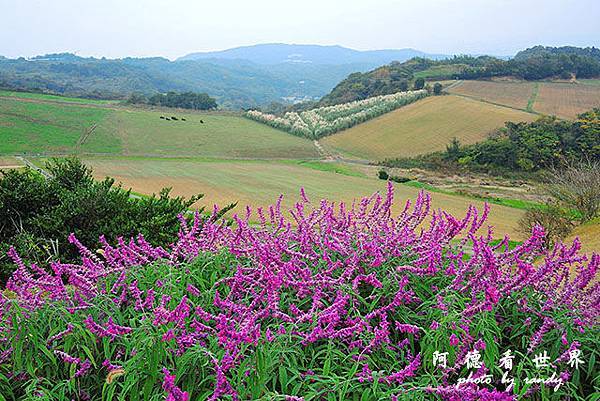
[165,117,171,121]
[200,119,204,124]
[181,118,186,121]
[160,116,165,119]
[172,116,178,121]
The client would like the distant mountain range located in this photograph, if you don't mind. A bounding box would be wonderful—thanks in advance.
[3,44,594,109]
[178,43,450,65]
[0,45,453,108]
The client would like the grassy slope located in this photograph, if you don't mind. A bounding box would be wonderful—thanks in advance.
[569,220,600,254]
[0,156,24,168]
[107,109,319,158]
[320,95,536,160]
[0,97,117,154]
[0,93,318,159]
[579,79,600,86]
[81,156,525,239]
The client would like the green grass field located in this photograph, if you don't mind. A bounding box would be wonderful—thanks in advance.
[320,95,537,160]
[80,156,526,238]
[579,79,600,86]
[0,97,118,154]
[104,109,319,158]
[0,92,319,159]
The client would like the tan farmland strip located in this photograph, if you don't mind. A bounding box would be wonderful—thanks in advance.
[448,80,535,110]
[534,83,600,119]
[320,95,536,161]
[0,157,24,167]
[568,223,600,254]
[84,157,526,240]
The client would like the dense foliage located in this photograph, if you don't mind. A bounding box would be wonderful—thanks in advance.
[247,90,427,139]
[1,185,598,400]
[321,46,600,105]
[449,110,600,171]
[127,91,217,110]
[383,109,600,174]
[0,159,212,283]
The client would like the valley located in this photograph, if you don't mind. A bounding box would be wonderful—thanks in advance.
[3,70,599,253]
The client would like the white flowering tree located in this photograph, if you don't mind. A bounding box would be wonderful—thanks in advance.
[246,89,428,139]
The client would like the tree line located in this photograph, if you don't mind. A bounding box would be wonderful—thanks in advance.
[382,108,600,175]
[127,91,217,110]
[443,109,600,172]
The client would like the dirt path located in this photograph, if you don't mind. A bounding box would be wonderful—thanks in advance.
[444,80,464,91]
[313,139,373,165]
[526,82,540,112]
[15,156,52,178]
[313,140,335,161]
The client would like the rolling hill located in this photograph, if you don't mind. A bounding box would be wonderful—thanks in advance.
[320,95,537,160]
[81,156,525,239]
[319,46,600,106]
[0,91,318,158]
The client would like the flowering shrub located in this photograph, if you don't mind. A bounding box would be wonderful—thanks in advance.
[247,90,428,139]
[0,184,598,400]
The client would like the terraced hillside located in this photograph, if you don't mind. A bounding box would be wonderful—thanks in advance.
[320,95,537,160]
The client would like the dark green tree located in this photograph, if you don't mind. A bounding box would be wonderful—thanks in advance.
[0,158,234,283]
[413,78,425,90]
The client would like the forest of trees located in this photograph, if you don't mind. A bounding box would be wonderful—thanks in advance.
[383,108,600,174]
[127,91,218,110]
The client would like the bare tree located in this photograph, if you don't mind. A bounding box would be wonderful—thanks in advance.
[545,160,600,222]
[518,203,574,249]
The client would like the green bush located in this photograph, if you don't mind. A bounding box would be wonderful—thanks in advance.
[389,175,411,183]
[0,158,231,283]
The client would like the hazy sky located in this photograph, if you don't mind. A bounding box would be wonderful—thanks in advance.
[1,0,599,59]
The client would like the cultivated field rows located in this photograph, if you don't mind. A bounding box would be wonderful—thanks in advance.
[448,79,600,119]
